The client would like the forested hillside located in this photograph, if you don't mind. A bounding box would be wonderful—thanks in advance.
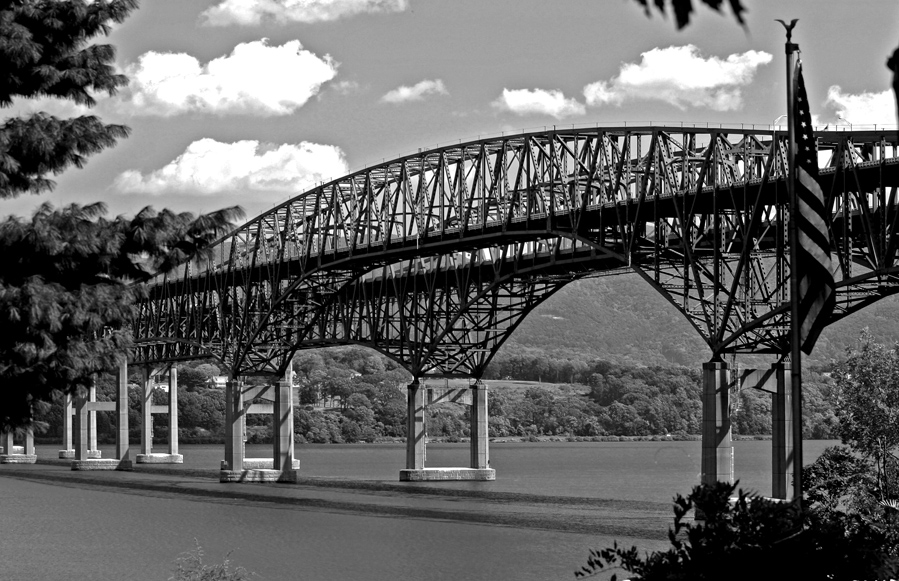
[499,275,899,369]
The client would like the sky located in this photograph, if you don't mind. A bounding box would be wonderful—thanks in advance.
[3,0,897,222]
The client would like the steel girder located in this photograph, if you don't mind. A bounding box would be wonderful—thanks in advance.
[132,126,899,374]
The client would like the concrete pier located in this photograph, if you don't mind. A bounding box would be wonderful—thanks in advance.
[136,366,183,464]
[701,361,733,486]
[0,426,36,464]
[222,377,245,476]
[404,380,425,472]
[771,362,797,500]
[220,369,299,483]
[71,362,132,471]
[470,380,490,471]
[59,391,102,459]
[400,379,495,481]
[736,363,797,500]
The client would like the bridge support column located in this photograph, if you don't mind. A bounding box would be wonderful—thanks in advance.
[0,426,35,463]
[404,380,425,472]
[221,378,244,481]
[771,362,797,500]
[60,389,101,459]
[137,365,183,464]
[470,381,489,470]
[59,393,73,458]
[88,383,98,455]
[273,369,297,474]
[222,370,299,483]
[139,367,153,457]
[168,367,179,457]
[72,363,132,470]
[400,379,495,482]
[701,361,733,486]
[116,361,132,469]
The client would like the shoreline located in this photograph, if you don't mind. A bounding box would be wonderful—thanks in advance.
[34,433,777,446]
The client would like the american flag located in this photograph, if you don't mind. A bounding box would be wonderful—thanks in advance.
[792,59,835,354]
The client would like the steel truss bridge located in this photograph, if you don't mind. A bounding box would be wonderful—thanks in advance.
[132,125,899,378]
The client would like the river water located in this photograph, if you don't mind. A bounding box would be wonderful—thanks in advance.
[0,440,837,581]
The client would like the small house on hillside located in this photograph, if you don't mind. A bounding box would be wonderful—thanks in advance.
[206,375,228,389]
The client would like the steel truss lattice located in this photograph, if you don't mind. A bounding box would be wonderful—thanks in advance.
[132,126,899,376]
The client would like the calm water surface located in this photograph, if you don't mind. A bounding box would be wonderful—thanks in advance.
[68,438,836,501]
[4,440,836,581]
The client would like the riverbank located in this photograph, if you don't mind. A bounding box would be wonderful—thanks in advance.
[34,432,774,446]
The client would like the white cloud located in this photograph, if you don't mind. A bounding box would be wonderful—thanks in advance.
[583,45,772,111]
[118,39,337,117]
[7,96,93,118]
[492,88,585,119]
[824,86,895,125]
[332,80,361,95]
[201,0,408,26]
[380,79,448,104]
[114,138,348,195]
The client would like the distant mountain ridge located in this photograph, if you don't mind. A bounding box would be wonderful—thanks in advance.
[498,274,899,369]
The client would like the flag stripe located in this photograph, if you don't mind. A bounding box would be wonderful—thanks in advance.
[792,59,836,355]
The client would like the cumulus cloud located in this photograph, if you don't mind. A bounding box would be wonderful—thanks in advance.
[6,96,94,118]
[583,45,772,111]
[825,86,895,125]
[201,0,408,26]
[491,88,586,119]
[114,138,348,195]
[380,79,448,104]
[118,39,337,117]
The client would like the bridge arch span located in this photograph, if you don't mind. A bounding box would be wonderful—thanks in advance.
[133,125,899,376]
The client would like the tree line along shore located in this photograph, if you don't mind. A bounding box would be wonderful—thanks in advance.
[32,345,840,446]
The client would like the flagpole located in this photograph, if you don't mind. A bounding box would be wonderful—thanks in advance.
[783,23,804,505]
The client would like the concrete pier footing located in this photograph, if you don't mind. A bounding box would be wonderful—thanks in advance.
[136,453,184,464]
[71,459,133,471]
[221,458,300,470]
[400,468,495,481]
[0,454,37,464]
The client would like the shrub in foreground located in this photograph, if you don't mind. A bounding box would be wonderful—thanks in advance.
[169,541,253,581]
[576,481,899,580]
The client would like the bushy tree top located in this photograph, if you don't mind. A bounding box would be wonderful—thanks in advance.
[0,1,245,429]
[0,0,137,196]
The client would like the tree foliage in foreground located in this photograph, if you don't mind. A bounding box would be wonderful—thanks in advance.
[578,333,899,580]
[633,0,745,29]
[0,202,242,430]
[0,1,244,430]
[833,330,899,499]
[0,0,139,196]
[576,481,899,580]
